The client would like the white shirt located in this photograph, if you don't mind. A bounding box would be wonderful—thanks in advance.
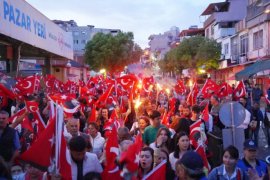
[90,132,105,157]
[71,152,103,180]
[169,152,178,171]
[222,165,237,180]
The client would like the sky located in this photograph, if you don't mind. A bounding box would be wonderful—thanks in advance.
[26,0,220,49]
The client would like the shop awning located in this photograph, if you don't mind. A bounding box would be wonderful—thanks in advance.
[235,59,270,80]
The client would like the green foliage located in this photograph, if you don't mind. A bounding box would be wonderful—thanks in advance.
[159,36,221,73]
[84,32,142,72]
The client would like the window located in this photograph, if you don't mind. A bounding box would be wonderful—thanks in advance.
[240,34,248,56]
[253,30,263,50]
[73,40,79,44]
[81,40,86,44]
[224,43,229,55]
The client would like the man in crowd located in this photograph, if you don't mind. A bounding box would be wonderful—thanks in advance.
[237,139,268,178]
[143,110,165,145]
[0,110,20,165]
[69,136,103,179]
[65,117,90,141]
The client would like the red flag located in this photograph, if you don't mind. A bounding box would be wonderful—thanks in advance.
[25,100,46,133]
[0,83,15,99]
[20,116,56,169]
[95,84,114,108]
[189,120,203,148]
[119,134,143,172]
[186,83,199,106]
[200,102,209,122]
[142,76,154,93]
[216,82,233,98]
[105,126,120,173]
[233,81,246,100]
[8,108,34,132]
[174,80,186,95]
[195,144,211,171]
[116,74,138,90]
[161,110,169,127]
[143,160,166,180]
[14,75,41,96]
[201,79,219,99]
[88,106,97,123]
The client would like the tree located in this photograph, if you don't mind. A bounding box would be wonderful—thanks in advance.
[158,36,221,74]
[84,32,142,72]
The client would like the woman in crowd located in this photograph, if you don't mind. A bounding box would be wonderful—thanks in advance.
[130,116,150,136]
[208,145,248,180]
[137,147,154,179]
[169,132,190,171]
[153,148,175,179]
[149,127,171,152]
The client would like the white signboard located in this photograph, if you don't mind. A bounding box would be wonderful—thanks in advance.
[0,0,73,59]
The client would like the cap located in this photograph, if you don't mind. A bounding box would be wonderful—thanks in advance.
[243,139,257,150]
[179,151,204,171]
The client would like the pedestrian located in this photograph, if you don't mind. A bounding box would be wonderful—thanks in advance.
[68,136,103,180]
[143,110,165,145]
[0,110,21,165]
[252,84,263,104]
[208,145,248,180]
[237,139,268,178]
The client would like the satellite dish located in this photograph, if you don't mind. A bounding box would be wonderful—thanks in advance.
[219,101,245,127]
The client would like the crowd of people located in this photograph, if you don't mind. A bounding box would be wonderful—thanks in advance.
[0,74,270,180]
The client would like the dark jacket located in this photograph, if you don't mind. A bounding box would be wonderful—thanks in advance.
[0,125,16,162]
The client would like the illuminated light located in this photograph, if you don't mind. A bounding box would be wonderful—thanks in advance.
[165,88,170,94]
[137,80,142,89]
[157,83,162,90]
[100,69,106,74]
[188,80,193,87]
[149,84,154,91]
[198,68,206,74]
[265,9,270,14]
[134,99,142,109]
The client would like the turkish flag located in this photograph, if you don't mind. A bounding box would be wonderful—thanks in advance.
[105,126,119,173]
[233,81,246,100]
[189,120,203,148]
[20,115,56,170]
[174,79,186,95]
[95,84,114,108]
[142,76,154,93]
[216,82,233,98]
[119,134,143,172]
[25,100,46,134]
[142,160,166,180]
[186,82,199,106]
[200,102,209,122]
[201,79,219,99]
[14,75,41,96]
[9,108,34,132]
[88,106,97,123]
[116,74,138,91]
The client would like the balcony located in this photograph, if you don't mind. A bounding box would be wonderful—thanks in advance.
[203,14,216,28]
[215,28,236,39]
